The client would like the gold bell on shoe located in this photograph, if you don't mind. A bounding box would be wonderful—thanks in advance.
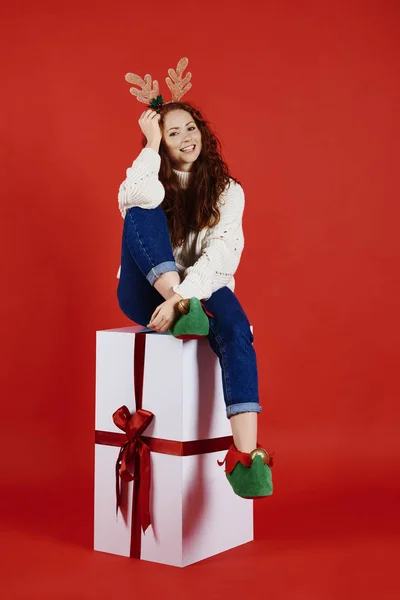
[177,298,190,315]
[249,448,270,464]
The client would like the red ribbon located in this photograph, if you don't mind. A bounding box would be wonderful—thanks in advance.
[96,430,233,456]
[113,405,154,532]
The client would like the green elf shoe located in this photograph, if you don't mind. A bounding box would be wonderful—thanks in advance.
[169,297,210,339]
[218,444,274,499]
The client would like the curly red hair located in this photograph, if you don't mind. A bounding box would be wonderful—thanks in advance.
[141,101,240,248]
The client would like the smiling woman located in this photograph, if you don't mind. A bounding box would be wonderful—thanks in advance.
[152,101,235,249]
[116,95,273,500]
[162,110,202,170]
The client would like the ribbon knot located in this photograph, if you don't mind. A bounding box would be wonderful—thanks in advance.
[113,405,154,532]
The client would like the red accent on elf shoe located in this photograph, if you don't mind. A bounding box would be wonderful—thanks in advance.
[200,301,214,318]
[217,444,275,473]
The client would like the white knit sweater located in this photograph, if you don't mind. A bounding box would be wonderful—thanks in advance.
[117,147,245,300]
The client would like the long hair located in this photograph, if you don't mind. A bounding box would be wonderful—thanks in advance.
[141,101,240,247]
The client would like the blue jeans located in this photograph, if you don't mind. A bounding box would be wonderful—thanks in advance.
[117,206,262,419]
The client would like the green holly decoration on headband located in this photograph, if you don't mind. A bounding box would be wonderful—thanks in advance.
[147,95,164,111]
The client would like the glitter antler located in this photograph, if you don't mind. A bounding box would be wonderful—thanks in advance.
[124,72,160,105]
[166,57,192,102]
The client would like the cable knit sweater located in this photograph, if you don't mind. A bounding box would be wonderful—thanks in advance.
[117,147,245,300]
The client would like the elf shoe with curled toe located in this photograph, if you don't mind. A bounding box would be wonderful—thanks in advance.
[217,444,274,499]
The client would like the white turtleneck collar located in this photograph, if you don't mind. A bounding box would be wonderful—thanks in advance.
[172,169,191,190]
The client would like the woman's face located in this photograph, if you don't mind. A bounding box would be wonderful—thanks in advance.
[162,109,202,172]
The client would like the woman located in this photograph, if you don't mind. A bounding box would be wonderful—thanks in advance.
[117,101,273,498]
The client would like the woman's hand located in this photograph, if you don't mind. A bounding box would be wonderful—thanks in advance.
[139,109,162,146]
[147,297,181,332]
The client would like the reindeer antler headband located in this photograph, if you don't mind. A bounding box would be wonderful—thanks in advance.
[124,57,192,111]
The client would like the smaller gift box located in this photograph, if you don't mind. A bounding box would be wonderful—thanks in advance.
[94,326,253,567]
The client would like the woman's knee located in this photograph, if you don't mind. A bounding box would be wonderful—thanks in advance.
[126,205,166,224]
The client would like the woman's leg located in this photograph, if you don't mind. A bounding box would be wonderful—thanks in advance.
[229,413,258,454]
[117,206,181,325]
[203,287,261,452]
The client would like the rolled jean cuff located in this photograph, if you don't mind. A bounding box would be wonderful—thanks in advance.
[226,402,262,419]
[146,261,180,286]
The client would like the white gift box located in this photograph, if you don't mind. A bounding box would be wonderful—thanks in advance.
[94,325,253,567]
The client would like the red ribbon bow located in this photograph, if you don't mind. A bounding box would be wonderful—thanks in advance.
[113,405,154,532]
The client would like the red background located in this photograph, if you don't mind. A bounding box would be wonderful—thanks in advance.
[1,0,399,598]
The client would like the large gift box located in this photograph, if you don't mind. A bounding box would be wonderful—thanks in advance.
[94,326,253,567]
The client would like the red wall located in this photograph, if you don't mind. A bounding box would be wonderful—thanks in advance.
[1,0,399,551]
